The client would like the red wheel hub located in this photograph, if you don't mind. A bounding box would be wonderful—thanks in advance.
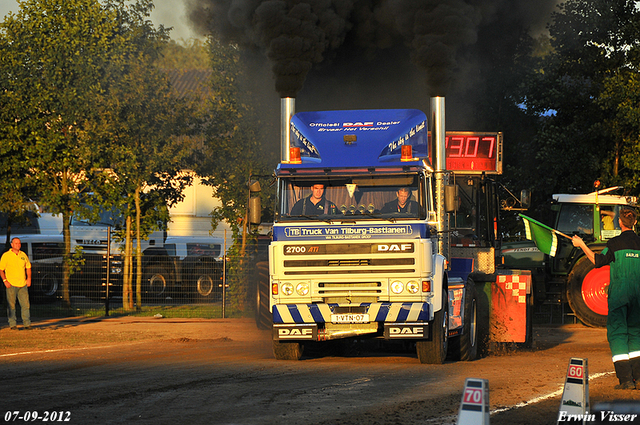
[582,266,609,316]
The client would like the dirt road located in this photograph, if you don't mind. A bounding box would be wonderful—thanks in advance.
[1,317,639,424]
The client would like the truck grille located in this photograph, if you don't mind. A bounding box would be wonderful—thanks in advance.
[281,242,417,276]
[319,282,382,303]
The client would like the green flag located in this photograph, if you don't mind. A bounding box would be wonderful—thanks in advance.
[519,214,559,257]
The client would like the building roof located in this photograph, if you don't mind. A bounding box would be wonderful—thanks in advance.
[165,69,212,99]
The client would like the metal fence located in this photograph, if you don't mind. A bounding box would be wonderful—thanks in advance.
[7,249,230,318]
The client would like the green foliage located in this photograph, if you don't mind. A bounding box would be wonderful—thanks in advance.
[0,0,198,310]
[520,0,640,210]
[599,70,640,189]
[192,38,278,312]
[156,39,210,70]
[196,39,277,238]
[0,0,130,307]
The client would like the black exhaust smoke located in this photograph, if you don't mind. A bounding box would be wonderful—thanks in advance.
[186,0,559,98]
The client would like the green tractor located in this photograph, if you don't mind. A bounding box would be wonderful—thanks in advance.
[501,187,638,327]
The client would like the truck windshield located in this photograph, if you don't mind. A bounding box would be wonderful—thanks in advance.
[71,206,123,228]
[277,174,425,221]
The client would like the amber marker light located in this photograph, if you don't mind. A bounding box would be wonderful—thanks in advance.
[289,147,302,164]
[400,145,413,161]
[422,280,431,292]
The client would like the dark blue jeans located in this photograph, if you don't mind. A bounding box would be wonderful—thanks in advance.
[6,285,30,328]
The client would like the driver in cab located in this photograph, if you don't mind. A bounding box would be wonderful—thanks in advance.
[290,184,337,216]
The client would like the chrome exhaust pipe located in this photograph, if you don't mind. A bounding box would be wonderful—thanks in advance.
[281,97,295,162]
[431,96,449,259]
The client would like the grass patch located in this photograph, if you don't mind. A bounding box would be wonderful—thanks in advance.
[1,300,243,320]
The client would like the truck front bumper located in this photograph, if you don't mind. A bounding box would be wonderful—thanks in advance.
[272,302,431,341]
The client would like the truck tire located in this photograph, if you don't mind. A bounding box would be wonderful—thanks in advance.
[195,272,215,298]
[448,281,478,361]
[32,272,59,304]
[567,257,608,327]
[143,265,169,300]
[192,264,222,302]
[273,340,303,360]
[255,261,272,330]
[416,289,449,364]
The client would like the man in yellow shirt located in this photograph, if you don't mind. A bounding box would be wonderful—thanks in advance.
[1,237,32,330]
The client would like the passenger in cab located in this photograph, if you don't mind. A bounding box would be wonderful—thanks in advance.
[380,187,419,214]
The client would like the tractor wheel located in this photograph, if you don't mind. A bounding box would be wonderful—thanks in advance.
[567,257,608,327]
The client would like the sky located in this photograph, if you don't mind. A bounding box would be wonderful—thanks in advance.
[0,0,203,42]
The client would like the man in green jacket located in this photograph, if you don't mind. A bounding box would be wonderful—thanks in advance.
[573,207,640,389]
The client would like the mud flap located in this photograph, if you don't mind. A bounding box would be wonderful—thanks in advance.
[273,324,318,341]
[384,322,429,339]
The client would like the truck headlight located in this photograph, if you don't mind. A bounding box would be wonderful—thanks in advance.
[281,282,294,296]
[406,280,419,294]
[391,280,404,294]
[296,282,310,296]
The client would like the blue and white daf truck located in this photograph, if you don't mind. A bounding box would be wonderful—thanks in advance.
[267,100,481,363]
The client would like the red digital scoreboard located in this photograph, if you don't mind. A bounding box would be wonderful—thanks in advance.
[429,132,503,174]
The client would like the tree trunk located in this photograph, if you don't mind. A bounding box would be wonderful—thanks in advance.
[135,186,143,311]
[62,210,72,309]
[122,215,134,311]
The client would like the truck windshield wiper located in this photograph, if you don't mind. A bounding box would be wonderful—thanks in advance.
[291,215,334,224]
[360,213,396,223]
[335,213,397,223]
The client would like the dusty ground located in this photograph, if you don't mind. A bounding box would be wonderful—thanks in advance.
[1,317,640,424]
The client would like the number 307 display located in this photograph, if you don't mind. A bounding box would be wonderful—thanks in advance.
[429,132,503,174]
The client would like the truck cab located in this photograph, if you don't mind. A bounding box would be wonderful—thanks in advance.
[267,108,473,363]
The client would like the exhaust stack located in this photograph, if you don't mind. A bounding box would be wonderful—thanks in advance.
[431,96,449,259]
[281,97,296,162]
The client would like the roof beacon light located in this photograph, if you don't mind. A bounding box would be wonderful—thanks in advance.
[400,145,413,162]
[289,147,302,164]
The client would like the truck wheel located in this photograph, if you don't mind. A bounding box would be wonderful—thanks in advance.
[273,340,303,360]
[567,257,608,327]
[196,273,215,298]
[416,289,449,364]
[192,265,222,301]
[144,265,169,300]
[32,272,59,304]
[448,282,478,361]
[255,261,272,330]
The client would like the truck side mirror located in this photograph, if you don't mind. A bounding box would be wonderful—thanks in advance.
[248,180,262,225]
[445,185,458,213]
[520,189,531,210]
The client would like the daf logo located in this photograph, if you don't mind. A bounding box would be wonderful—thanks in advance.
[377,243,413,252]
[279,328,312,336]
[389,326,424,337]
[278,328,314,339]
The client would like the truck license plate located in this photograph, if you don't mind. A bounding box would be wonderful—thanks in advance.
[331,313,370,324]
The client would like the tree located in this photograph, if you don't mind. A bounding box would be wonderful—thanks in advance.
[90,0,194,310]
[599,70,640,190]
[521,0,640,204]
[194,38,277,312]
[0,0,127,308]
[156,39,210,70]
